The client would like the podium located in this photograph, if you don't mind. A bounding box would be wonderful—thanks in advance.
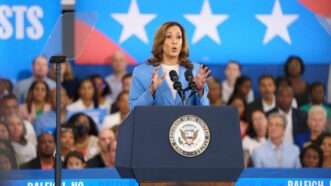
[115,106,244,186]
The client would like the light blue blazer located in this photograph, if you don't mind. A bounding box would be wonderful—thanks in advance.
[129,62,209,111]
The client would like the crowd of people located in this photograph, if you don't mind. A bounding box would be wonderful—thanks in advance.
[0,52,330,171]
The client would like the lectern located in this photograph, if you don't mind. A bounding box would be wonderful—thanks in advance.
[116,106,244,186]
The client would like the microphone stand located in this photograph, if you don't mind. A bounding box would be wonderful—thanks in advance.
[50,55,66,186]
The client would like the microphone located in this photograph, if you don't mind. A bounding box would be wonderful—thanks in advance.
[169,70,185,103]
[184,70,197,96]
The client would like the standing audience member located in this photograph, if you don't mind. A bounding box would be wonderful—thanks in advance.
[68,113,99,160]
[228,95,248,138]
[21,132,56,170]
[102,91,129,129]
[49,61,78,101]
[252,113,301,168]
[14,55,55,103]
[316,133,331,167]
[87,128,116,168]
[246,75,276,122]
[6,114,36,166]
[207,77,223,106]
[228,76,254,104]
[64,151,86,169]
[91,75,113,113]
[283,56,309,107]
[295,106,327,149]
[268,86,308,145]
[105,51,128,100]
[222,61,254,104]
[60,126,75,160]
[19,80,51,123]
[67,78,99,112]
[300,144,323,168]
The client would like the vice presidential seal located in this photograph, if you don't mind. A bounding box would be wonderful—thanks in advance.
[169,115,210,157]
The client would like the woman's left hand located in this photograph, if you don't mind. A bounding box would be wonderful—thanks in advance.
[194,65,211,95]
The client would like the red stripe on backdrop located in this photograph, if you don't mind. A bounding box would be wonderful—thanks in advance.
[74,19,137,65]
[298,0,331,18]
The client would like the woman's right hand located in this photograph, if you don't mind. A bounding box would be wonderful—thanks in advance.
[149,67,165,95]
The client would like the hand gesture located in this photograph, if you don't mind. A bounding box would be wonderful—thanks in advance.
[150,67,165,94]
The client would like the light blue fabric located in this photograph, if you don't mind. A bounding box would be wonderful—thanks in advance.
[252,140,301,168]
[129,63,209,111]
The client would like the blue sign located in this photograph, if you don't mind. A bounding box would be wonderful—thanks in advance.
[75,0,331,65]
[0,0,61,82]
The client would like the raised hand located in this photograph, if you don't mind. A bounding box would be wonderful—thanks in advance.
[194,65,211,94]
[149,67,165,94]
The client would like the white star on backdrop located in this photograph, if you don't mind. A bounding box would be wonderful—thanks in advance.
[184,0,229,44]
[256,0,298,44]
[111,0,156,44]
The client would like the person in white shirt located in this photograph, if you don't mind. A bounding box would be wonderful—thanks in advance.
[67,78,99,112]
[222,61,254,104]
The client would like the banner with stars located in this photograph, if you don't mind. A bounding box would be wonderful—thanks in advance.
[75,0,331,65]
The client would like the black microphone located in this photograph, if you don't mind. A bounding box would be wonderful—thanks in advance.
[169,70,184,103]
[184,70,197,94]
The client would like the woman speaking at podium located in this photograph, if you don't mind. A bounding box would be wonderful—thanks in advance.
[129,22,210,111]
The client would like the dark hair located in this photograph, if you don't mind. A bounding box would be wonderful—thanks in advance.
[226,60,241,71]
[284,55,305,76]
[26,80,51,114]
[316,132,331,147]
[228,75,251,104]
[147,21,193,70]
[0,78,13,96]
[90,74,111,97]
[64,150,86,168]
[75,78,99,109]
[0,94,17,102]
[67,113,98,137]
[247,109,267,139]
[310,81,325,94]
[258,74,275,85]
[122,73,132,82]
[300,144,324,167]
[0,140,17,169]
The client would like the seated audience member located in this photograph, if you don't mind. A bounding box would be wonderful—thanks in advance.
[90,74,113,113]
[14,55,55,103]
[222,61,254,104]
[228,76,254,105]
[60,126,75,160]
[19,80,51,123]
[49,61,78,101]
[34,88,70,136]
[316,133,331,167]
[283,55,309,107]
[21,132,56,170]
[67,78,99,112]
[0,150,16,171]
[301,82,331,132]
[0,140,17,170]
[87,128,116,168]
[268,86,308,145]
[6,114,36,166]
[68,113,99,160]
[252,113,301,168]
[0,94,37,146]
[64,151,86,169]
[295,106,327,150]
[228,95,248,138]
[243,110,267,156]
[0,78,13,97]
[105,51,128,100]
[275,76,298,108]
[300,144,323,168]
[246,75,276,122]
[102,91,129,129]
[0,122,10,141]
[207,77,223,106]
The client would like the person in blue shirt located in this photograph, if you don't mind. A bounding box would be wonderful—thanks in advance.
[129,22,210,110]
[252,112,301,168]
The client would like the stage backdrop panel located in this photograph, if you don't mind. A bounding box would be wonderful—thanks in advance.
[0,0,61,82]
[75,0,331,65]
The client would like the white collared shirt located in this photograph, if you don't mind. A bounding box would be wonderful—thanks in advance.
[279,109,294,144]
[262,96,276,112]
